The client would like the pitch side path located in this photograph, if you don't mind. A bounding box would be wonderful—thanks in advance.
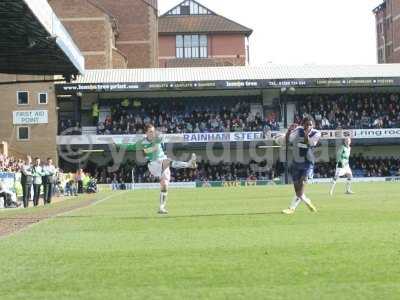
[0,183,400,299]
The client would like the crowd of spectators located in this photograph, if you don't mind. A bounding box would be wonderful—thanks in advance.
[295,93,400,130]
[93,159,283,185]
[59,120,81,135]
[95,98,279,135]
[57,93,400,136]
[93,154,400,185]
[0,154,23,173]
[314,155,400,179]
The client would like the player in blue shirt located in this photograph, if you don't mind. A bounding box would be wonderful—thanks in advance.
[282,117,321,215]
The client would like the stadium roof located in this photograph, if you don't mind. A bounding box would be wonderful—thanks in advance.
[373,1,386,13]
[56,64,400,93]
[0,0,85,76]
[66,64,400,83]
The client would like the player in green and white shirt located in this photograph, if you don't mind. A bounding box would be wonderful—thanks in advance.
[330,137,354,196]
[121,124,197,214]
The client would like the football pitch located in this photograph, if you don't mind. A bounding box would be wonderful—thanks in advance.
[1,182,400,300]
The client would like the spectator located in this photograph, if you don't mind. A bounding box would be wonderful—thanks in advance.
[76,169,84,194]
[32,157,44,207]
[65,180,78,196]
[42,158,57,205]
[21,155,33,208]
[0,181,20,208]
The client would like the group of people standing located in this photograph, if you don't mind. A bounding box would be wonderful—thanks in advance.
[20,156,57,208]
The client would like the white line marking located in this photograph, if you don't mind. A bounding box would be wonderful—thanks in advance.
[0,191,128,240]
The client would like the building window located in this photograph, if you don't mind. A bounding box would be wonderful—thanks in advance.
[17,91,29,105]
[176,35,184,58]
[176,34,208,59]
[17,126,30,141]
[166,0,213,16]
[386,44,393,55]
[180,4,190,15]
[378,48,384,63]
[38,92,48,105]
[200,35,208,58]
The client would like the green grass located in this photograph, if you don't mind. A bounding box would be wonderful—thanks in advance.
[1,182,400,299]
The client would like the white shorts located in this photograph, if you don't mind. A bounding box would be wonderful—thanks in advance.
[148,159,171,182]
[335,165,352,178]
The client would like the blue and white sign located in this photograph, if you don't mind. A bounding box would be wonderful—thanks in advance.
[0,173,16,190]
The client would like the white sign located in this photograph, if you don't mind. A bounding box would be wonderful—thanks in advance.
[132,182,196,190]
[310,177,388,184]
[320,128,400,139]
[13,110,48,125]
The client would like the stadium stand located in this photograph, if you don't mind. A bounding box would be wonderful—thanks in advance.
[58,97,281,135]
[95,98,271,134]
[59,92,400,135]
[294,93,400,130]
[93,159,282,185]
[314,155,400,178]
[92,155,400,186]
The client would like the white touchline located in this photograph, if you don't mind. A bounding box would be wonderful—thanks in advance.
[0,191,129,240]
[58,190,129,217]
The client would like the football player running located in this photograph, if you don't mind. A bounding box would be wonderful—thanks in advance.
[329,137,354,196]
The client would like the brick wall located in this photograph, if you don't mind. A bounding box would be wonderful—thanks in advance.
[112,48,128,68]
[95,0,159,68]
[209,34,246,57]
[374,0,400,63]
[49,0,116,69]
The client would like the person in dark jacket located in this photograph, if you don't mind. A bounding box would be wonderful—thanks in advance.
[20,156,33,208]
[42,158,57,205]
[76,169,84,194]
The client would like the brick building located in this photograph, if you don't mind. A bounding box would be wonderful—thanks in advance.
[0,74,58,161]
[158,0,253,68]
[373,0,400,63]
[48,0,159,69]
[0,0,159,162]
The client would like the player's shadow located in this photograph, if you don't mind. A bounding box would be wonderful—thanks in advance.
[58,211,282,220]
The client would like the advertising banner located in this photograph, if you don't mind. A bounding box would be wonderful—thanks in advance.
[57,128,400,146]
[0,172,16,190]
[196,180,280,188]
[56,77,400,94]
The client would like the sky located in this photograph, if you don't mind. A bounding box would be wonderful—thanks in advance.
[159,0,384,66]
